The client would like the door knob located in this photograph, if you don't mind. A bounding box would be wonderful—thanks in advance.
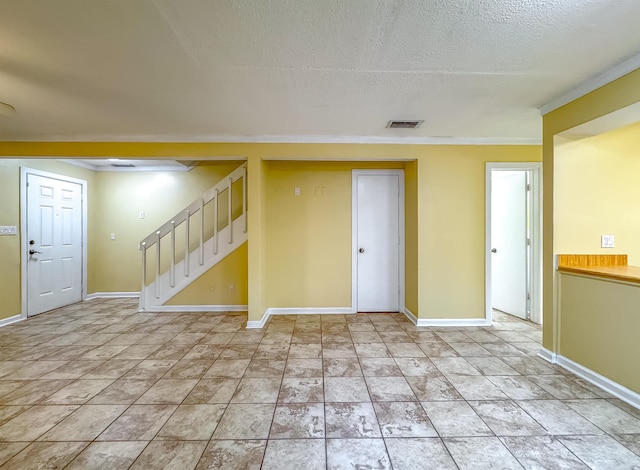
[29,249,43,255]
[491,248,497,253]
[359,248,365,253]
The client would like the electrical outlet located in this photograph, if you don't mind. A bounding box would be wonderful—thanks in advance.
[294,186,301,196]
[601,234,614,248]
[228,283,235,292]
[139,211,145,219]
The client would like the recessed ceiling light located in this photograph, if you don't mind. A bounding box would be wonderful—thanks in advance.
[386,120,423,129]
[0,102,16,116]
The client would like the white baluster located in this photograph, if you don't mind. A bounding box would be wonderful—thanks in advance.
[184,210,190,277]
[242,167,247,233]
[199,199,204,266]
[170,221,176,288]
[228,177,233,244]
[155,231,161,299]
[141,242,147,308]
[213,189,218,255]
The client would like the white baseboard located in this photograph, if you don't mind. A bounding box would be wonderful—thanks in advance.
[556,354,640,410]
[537,347,557,364]
[0,314,24,328]
[399,308,492,327]
[85,292,140,300]
[245,306,355,329]
[142,305,247,313]
[538,348,639,410]
[246,311,270,329]
[403,308,418,324]
[416,318,491,327]
[266,307,355,315]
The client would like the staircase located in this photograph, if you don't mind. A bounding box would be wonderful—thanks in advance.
[139,163,247,311]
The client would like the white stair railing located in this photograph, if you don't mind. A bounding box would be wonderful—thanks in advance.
[139,163,247,310]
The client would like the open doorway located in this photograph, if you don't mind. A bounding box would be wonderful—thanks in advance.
[485,163,542,324]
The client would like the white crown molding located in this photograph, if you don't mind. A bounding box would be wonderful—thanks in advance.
[0,314,24,329]
[142,305,247,313]
[85,292,140,300]
[540,53,640,115]
[3,134,542,146]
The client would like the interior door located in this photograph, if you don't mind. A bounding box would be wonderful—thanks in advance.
[27,173,83,316]
[355,173,400,312]
[491,170,528,319]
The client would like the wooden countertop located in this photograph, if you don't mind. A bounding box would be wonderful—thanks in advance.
[558,264,640,284]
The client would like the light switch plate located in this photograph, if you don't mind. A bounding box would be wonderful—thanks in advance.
[0,226,17,235]
[601,234,614,248]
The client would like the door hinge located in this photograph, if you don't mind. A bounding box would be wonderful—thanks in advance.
[526,184,531,191]
[527,292,531,300]
[527,238,531,246]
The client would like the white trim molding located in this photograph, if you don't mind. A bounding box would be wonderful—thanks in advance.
[246,306,357,329]
[10,134,542,146]
[266,307,355,315]
[537,349,640,410]
[85,292,140,300]
[403,308,490,327]
[402,308,418,325]
[20,167,88,320]
[246,310,271,329]
[0,314,24,329]
[540,53,640,115]
[140,305,247,313]
[485,162,543,325]
[537,347,557,364]
[415,318,492,327]
[352,169,405,315]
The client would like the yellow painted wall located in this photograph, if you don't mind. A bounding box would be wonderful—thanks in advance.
[0,159,96,320]
[416,146,541,319]
[168,242,248,305]
[543,67,640,350]
[558,273,640,392]
[555,121,640,265]
[264,160,404,308]
[404,160,418,315]
[0,142,540,322]
[92,161,244,293]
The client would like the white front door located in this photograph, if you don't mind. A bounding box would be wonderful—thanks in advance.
[354,171,402,312]
[491,170,528,319]
[26,172,83,316]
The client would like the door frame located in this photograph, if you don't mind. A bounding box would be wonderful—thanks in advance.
[485,162,542,324]
[351,169,405,313]
[20,167,88,319]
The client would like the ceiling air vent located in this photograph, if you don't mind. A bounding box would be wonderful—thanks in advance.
[386,120,423,129]
[110,163,135,168]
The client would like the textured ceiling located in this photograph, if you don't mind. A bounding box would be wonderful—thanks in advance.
[0,0,639,142]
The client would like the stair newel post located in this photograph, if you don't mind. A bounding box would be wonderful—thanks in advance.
[170,221,176,288]
[155,231,161,300]
[198,199,204,266]
[213,189,219,255]
[242,166,247,233]
[228,177,233,244]
[184,210,190,277]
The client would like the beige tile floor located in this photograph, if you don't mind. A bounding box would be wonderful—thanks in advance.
[0,298,639,469]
